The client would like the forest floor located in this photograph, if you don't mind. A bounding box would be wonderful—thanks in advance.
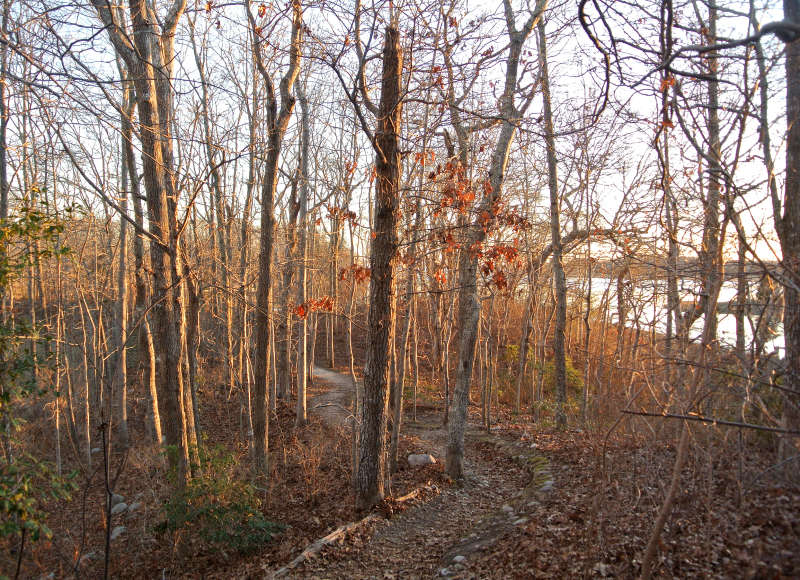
[258,366,800,580]
[287,366,543,578]
[10,365,800,578]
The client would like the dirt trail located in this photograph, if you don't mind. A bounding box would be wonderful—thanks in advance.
[289,366,552,579]
[310,366,356,428]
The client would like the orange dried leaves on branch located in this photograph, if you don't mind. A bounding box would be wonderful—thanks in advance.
[339,264,371,283]
[659,75,675,93]
[493,270,507,290]
[293,295,335,319]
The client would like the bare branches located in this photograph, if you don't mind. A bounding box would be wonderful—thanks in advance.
[577,0,611,122]
[623,410,800,436]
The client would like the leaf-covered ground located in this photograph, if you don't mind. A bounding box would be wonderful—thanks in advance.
[10,366,800,578]
[261,368,800,579]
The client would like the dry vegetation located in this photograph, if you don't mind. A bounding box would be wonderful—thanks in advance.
[2,0,800,577]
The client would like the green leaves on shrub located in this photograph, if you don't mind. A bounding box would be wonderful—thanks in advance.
[0,454,76,542]
[541,355,585,398]
[158,445,283,553]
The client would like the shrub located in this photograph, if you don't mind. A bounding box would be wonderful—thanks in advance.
[0,454,75,542]
[541,355,585,400]
[158,444,283,554]
[0,203,76,573]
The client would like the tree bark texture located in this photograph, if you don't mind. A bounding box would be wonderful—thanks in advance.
[91,0,192,481]
[780,0,800,462]
[538,18,567,429]
[355,25,402,512]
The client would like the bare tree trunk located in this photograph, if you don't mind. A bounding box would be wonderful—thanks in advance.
[92,0,193,482]
[250,0,302,476]
[538,17,567,430]
[277,176,299,402]
[295,83,310,427]
[389,200,421,473]
[700,0,721,346]
[733,213,748,368]
[121,78,161,446]
[183,262,202,468]
[0,4,8,460]
[54,254,64,475]
[485,295,496,432]
[515,279,533,414]
[77,286,92,468]
[581,199,592,424]
[347,220,360,491]
[237,43,257,445]
[770,0,800,465]
[0,0,7,221]
[355,25,402,512]
[412,296,419,424]
[446,0,545,479]
[442,291,457,426]
[113,125,130,449]
[253,149,277,475]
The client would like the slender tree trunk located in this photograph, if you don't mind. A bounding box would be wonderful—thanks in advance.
[253,143,278,475]
[446,1,544,478]
[581,195,592,424]
[0,0,7,222]
[734,213,748,368]
[515,290,532,414]
[91,0,194,481]
[277,177,299,402]
[113,129,130,449]
[237,33,257,437]
[539,18,568,429]
[77,289,92,468]
[412,295,419,423]
[121,78,161,446]
[389,201,420,473]
[347,220,360,491]
[701,0,721,345]
[295,84,310,427]
[250,0,301,476]
[777,0,800,464]
[183,262,202,467]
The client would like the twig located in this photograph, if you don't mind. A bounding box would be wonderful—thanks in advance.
[393,483,435,503]
[270,514,382,578]
[746,453,800,490]
[622,410,800,435]
[13,527,26,580]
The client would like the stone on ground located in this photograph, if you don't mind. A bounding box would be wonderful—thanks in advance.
[408,453,436,467]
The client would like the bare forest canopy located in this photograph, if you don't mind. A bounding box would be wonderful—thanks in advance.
[2,0,800,577]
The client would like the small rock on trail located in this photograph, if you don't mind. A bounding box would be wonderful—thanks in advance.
[408,453,437,466]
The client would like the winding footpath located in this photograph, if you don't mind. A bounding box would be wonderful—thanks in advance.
[275,366,554,579]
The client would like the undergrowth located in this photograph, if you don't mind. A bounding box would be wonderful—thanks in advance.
[157,444,283,554]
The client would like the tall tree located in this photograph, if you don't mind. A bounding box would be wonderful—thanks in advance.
[537,16,568,429]
[354,23,403,512]
[778,0,800,463]
[295,81,310,427]
[91,0,192,481]
[446,0,546,479]
[248,0,302,476]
